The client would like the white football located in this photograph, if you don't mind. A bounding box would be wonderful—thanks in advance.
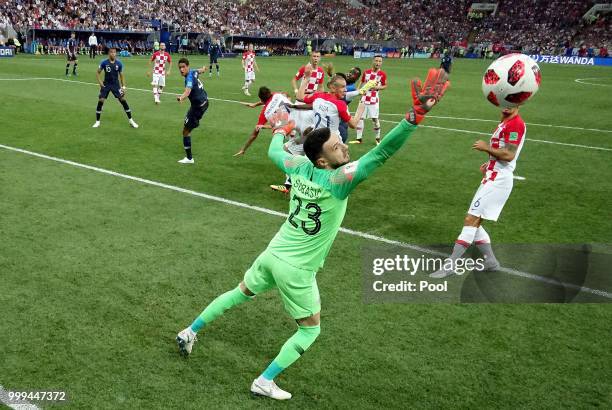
[482,53,541,108]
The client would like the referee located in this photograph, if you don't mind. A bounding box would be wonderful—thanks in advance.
[88,32,98,59]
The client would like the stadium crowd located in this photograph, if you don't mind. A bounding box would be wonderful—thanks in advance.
[0,0,608,54]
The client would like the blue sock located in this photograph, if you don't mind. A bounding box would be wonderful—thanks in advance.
[262,361,284,381]
[190,317,206,333]
[183,136,192,159]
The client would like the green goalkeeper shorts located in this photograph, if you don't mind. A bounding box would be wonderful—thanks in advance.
[243,250,320,320]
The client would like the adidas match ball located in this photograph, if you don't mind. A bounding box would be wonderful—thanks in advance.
[482,53,541,108]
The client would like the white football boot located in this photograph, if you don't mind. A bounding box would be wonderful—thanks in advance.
[250,377,292,400]
[176,327,197,357]
[92,121,100,128]
[178,157,195,164]
[129,119,139,128]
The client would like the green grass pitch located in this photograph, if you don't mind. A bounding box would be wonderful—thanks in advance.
[0,54,611,409]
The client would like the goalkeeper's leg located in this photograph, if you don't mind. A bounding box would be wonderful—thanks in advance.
[252,313,320,400]
[177,282,254,356]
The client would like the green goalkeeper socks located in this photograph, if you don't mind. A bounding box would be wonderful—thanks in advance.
[190,286,251,332]
[262,325,321,380]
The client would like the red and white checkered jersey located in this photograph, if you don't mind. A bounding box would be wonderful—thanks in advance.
[257,92,291,126]
[360,69,387,105]
[243,51,256,73]
[483,114,526,183]
[151,51,171,76]
[295,65,325,94]
[303,92,351,134]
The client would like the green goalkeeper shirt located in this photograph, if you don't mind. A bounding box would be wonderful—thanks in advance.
[266,119,417,272]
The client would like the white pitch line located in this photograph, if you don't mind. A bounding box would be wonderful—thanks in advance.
[380,113,612,134]
[575,77,612,87]
[2,76,612,139]
[1,142,610,300]
[0,385,41,410]
[378,120,612,152]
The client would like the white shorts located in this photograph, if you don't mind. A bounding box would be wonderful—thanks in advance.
[151,73,166,87]
[467,178,513,222]
[289,108,314,138]
[363,103,379,119]
[245,71,255,81]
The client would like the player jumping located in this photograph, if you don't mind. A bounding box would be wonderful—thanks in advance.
[176,68,449,400]
[297,64,366,138]
[65,32,78,77]
[148,42,172,104]
[241,44,258,96]
[430,105,526,278]
[93,48,138,129]
[351,55,387,145]
[234,87,313,157]
[176,58,209,164]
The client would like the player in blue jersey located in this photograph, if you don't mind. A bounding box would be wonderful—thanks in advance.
[93,48,138,128]
[176,57,210,164]
[440,51,453,74]
[65,32,78,77]
[338,66,362,143]
[208,38,222,78]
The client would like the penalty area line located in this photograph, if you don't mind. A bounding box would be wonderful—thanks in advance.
[1,142,611,300]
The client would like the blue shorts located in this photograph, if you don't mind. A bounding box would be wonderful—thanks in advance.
[99,85,123,99]
[184,100,209,130]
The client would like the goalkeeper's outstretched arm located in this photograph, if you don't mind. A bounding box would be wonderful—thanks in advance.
[330,68,450,199]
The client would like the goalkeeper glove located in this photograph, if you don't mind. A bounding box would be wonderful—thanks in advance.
[406,68,449,125]
[359,79,378,95]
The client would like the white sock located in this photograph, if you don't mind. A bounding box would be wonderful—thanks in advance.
[474,226,490,244]
[373,118,381,139]
[457,226,478,247]
[356,119,364,140]
[449,226,478,260]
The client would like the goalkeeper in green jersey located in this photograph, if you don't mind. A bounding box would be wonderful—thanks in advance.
[176,68,450,400]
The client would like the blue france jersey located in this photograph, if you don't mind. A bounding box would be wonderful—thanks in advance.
[67,38,77,53]
[185,69,208,104]
[209,44,221,58]
[99,59,123,87]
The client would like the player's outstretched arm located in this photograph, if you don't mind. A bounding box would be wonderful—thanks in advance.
[347,101,366,128]
[240,101,264,108]
[234,126,265,156]
[330,68,450,199]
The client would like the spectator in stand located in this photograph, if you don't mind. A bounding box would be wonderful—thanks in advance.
[0,0,608,53]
